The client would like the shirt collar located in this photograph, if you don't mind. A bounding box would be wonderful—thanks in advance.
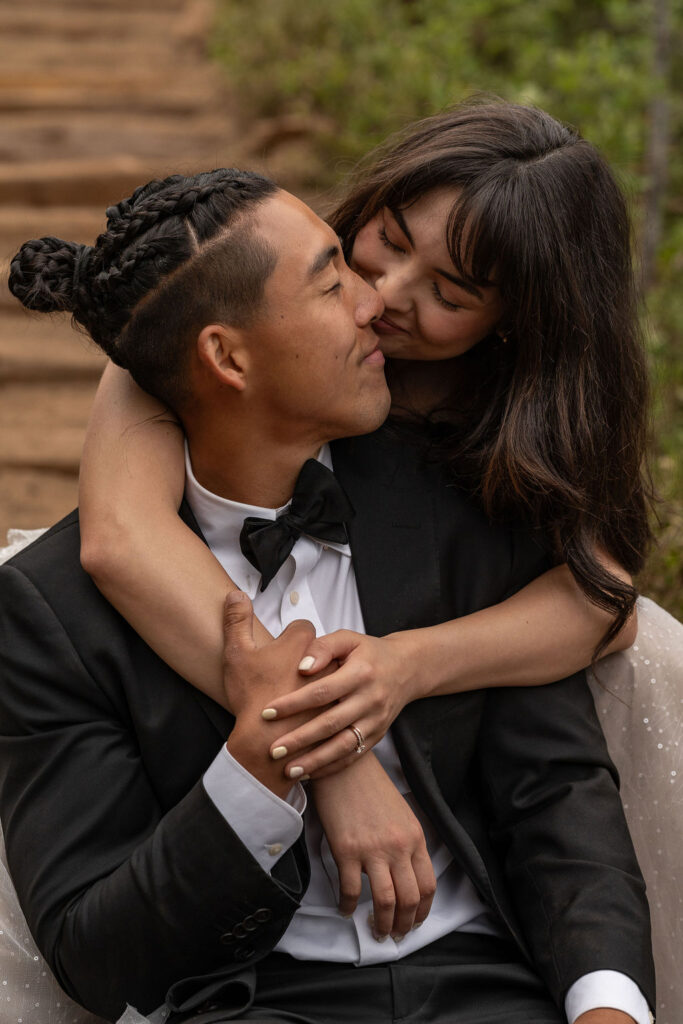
[184,443,350,597]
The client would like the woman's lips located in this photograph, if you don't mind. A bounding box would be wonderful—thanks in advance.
[374,315,407,335]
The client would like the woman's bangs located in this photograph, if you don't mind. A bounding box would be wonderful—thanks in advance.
[446,194,498,290]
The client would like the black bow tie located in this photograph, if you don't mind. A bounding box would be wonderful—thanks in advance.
[239,459,355,591]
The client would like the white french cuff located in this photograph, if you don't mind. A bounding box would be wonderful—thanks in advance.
[564,969,651,1024]
[202,743,306,874]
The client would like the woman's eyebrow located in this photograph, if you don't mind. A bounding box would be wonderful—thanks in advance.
[392,205,486,300]
[388,207,414,245]
[435,267,484,300]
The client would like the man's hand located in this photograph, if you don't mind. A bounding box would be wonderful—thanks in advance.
[575,1011,637,1023]
[223,592,321,797]
[313,754,436,941]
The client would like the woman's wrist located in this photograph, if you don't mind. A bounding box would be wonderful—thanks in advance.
[384,624,464,703]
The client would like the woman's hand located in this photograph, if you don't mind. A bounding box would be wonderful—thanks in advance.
[262,630,424,780]
[313,754,436,940]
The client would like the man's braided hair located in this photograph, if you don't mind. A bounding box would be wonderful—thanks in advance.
[9,169,279,409]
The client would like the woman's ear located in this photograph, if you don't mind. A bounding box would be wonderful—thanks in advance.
[196,324,247,391]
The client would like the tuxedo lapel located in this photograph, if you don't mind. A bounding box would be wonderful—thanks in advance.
[332,432,469,770]
[332,432,530,954]
[331,431,444,638]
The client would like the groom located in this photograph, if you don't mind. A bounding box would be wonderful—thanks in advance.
[0,185,653,1024]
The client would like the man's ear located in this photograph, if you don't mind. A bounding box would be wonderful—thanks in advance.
[196,324,248,392]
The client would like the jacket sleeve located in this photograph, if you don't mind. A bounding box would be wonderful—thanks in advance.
[0,564,306,1021]
[476,671,656,1012]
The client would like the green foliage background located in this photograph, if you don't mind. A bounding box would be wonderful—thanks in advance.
[213,0,682,616]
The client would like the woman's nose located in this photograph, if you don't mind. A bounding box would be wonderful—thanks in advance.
[355,273,385,325]
[373,263,412,313]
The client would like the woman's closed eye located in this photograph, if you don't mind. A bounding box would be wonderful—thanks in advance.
[378,226,406,254]
[431,282,460,311]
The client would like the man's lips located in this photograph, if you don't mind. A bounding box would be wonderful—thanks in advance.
[363,342,385,366]
[374,315,407,335]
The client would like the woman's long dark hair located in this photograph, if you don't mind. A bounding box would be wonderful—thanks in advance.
[332,99,655,653]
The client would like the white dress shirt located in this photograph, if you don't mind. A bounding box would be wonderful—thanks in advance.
[187,443,650,1024]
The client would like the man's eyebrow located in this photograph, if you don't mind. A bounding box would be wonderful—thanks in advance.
[307,244,341,280]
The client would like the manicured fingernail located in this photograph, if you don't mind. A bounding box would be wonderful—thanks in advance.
[298,656,316,671]
[261,708,277,720]
[392,933,406,942]
[411,921,423,930]
[300,774,310,781]
[288,766,305,779]
[271,746,288,759]
[226,591,244,604]
[373,933,388,943]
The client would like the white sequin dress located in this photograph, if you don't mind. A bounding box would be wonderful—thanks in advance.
[1,531,681,1023]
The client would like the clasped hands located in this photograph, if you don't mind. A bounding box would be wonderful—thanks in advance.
[224,592,423,779]
[222,592,435,940]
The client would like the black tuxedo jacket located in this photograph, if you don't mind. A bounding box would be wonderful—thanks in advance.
[0,429,654,1021]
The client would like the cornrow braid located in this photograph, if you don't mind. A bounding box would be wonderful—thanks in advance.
[9,167,280,409]
[98,174,259,263]
[83,234,188,352]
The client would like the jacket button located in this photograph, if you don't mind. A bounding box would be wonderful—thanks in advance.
[254,908,272,923]
[234,946,256,962]
[243,915,258,931]
[232,923,248,939]
[219,931,235,945]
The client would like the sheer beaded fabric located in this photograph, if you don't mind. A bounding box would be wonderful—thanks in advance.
[589,597,683,1024]
[0,820,103,1024]
[1,531,681,1023]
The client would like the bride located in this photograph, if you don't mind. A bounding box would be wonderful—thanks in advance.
[1,99,680,1022]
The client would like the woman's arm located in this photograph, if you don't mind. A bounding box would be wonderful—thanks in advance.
[79,362,261,709]
[80,363,635,725]
[259,560,637,778]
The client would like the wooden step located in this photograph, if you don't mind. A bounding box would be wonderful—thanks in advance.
[0,38,192,74]
[0,7,184,41]
[0,156,160,208]
[0,207,106,261]
[0,80,219,116]
[0,0,213,46]
[0,379,96,472]
[0,312,105,383]
[0,0,186,11]
[0,467,79,540]
[0,110,238,166]
[0,66,218,92]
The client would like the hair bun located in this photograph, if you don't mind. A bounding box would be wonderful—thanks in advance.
[8,237,90,314]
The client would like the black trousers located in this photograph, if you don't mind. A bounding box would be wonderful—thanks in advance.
[180,932,564,1024]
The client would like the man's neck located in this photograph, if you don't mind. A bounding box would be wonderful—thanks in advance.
[186,432,324,509]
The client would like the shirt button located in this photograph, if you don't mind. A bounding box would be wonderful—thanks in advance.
[267,843,283,856]
[289,591,300,606]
